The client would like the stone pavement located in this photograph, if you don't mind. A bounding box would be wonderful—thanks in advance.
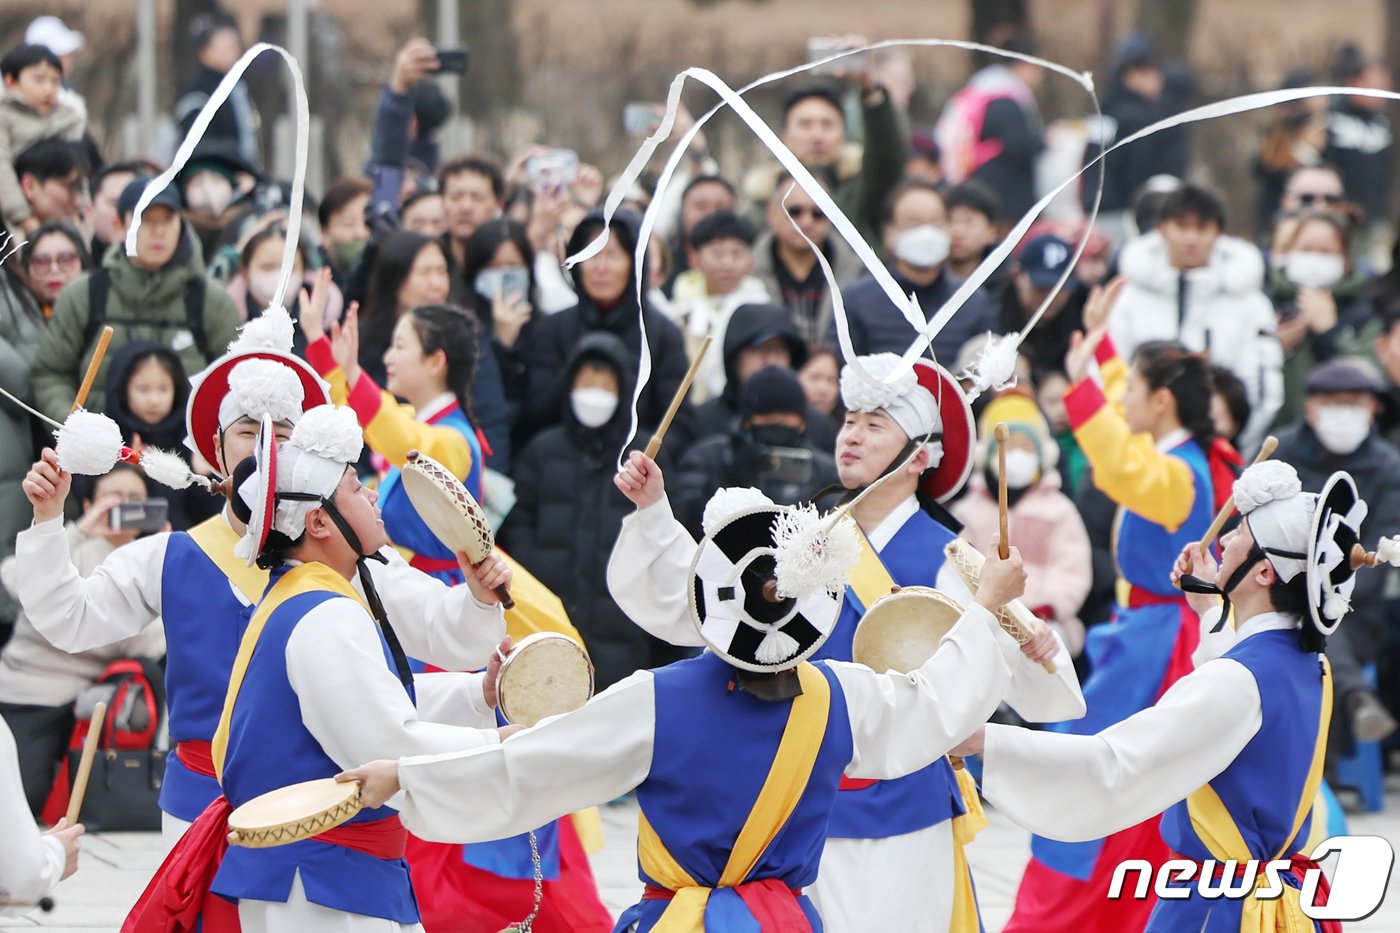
[6,791,1400,931]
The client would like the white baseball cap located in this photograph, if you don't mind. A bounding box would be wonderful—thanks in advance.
[25,16,85,57]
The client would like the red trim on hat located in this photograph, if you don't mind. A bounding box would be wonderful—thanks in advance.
[912,360,975,502]
[252,425,277,560]
[186,350,330,471]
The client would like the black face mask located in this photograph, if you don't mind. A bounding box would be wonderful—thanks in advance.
[747,423,804,449]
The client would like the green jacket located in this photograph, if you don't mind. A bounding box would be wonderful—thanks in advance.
[31,226,239,421]
[0,270,46,565]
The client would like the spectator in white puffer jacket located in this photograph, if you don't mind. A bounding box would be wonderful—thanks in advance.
[1107,184,1282,454]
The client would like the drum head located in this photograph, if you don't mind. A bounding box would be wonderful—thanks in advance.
[400,452,493,563]
[497,633,594,728]
[227,778,361,847]
[852,586,965,674]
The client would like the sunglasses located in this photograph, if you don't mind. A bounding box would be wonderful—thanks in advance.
[29,251,80,273]
[786,205,826,221]
[1296,192,1343,206]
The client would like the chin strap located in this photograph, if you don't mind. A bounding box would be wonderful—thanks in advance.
[1179,541,1308,631]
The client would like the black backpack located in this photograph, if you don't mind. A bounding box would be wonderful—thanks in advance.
[81,268,212,361]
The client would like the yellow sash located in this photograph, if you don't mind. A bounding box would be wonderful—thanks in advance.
[186,515,269,605]
[636,662,830,931]
[848,526,985,931]
[211,562,366,780]
[1184,658,1332,933]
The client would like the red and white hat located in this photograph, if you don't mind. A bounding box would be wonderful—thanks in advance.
[840,353,975,502]
[185,307,330,470]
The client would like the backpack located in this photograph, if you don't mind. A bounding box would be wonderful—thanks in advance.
[41,657,167,831]
[932,85,1013,184]
[81,268,212,361]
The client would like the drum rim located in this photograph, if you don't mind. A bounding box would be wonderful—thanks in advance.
[400,452,493,561]
[227,777,363,848]
[852,585,966,674]
[496,633,595,728]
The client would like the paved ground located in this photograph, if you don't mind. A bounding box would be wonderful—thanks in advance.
[7,785,1400,931]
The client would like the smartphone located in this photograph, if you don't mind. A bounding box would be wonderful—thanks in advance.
[432,47,470,75]
[758,447,815,486]
[109,499,169,534]
[806,36,866,76]
[525,149,579,194]
[624,101,663,136]
[473,267,530,303]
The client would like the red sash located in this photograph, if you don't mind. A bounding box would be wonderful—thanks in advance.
[1125,585,1186,609]
[176,740,216,777]
[1184,853,1343,933]
[410,553,460,574]
[122,796,407,933]
[837,775,877,791]
[643,879,811,931]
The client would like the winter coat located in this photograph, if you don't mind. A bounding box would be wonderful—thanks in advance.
[750,230,864,349]
[673,433,841,539]
[0,88,86,225]
[1325,98,1393,225]
[950,470,1092,633]
[0,269,45,563]
[1108,231,1282,452]
[502,331,691,689]
[944,65,1044,221]
[999,280,1089,381]
[1267,268,1378,428]
[522,209,695,450]
[31,225,240,421]
[838,263,1000,366]
[172,66,260,170]
[667,270,771,403]
[1079,83,1189,215]
[692,302,838,452]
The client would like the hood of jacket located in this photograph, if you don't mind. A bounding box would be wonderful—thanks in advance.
[562,330,637,448]
[1119,230,1265,298]
[103,338,191,449]
[717,302,807,409]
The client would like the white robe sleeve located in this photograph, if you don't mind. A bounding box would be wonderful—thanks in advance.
[13,518,167,653]
[364,548,505,671]
[606,497,704,647]
[0,719,64,913]
[981,659,1263,841]
[412,672,496,729]
[396,671,656,843]
[935,560,1086,724]
[1192,605,1234,667]
[284,597,500,773]
[833,603,1022,781]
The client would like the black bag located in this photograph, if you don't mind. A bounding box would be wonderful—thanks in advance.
[64,658,166,832]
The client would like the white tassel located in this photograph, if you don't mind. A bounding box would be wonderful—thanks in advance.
[1375,536,1400,567]
[233,533,256,562]
[959,332,1021,402]
[55,411,125,475]
[1322,590,1350,621]
[772,504,862,600]
[140,447,212,491]
[755,628,801,665]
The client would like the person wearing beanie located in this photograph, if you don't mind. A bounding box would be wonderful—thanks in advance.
[606,351,1084,931]
[963,461,1372,933]
[673,365,839,537]
[951,391,1093,657]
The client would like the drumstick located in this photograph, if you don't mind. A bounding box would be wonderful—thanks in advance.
[1195,436,1278,556]
[71,326,114,414]
[0,897,54,911]
[644,334,712,460]
[995,423,1010,560]
[66,701,107,824]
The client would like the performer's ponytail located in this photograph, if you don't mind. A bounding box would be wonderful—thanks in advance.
[1133,342,1216,453]
[407,304,481,431]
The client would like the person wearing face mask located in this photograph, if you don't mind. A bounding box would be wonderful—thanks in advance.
[229,223,344,358]
[838,180,1000,364]
[950,392,1091,658]
[1268,210,1377,428]
[175,140,259,263]
[1274,357,1400,751]
[503,331,692,692]
[672,366,840,538]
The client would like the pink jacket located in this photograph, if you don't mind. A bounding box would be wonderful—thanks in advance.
[950,469,1093,636]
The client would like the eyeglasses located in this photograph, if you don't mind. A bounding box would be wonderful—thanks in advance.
[1296,192,1344,206]
[29,251,80,273]
[786,205,826,221]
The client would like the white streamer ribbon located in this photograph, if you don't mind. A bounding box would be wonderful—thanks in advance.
[125,43,309,321]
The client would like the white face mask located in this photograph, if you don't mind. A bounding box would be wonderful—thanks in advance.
[893,224,951,269]
[1312,404,1372,455]
[998,447,1041,490]
[185,176,234,218]
[1284,251,1345,289]
[249,271,300,311]
[571,387,619,428]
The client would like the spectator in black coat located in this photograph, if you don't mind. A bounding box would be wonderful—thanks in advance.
[171,13,259,170]
[1323,43,1394,261]
[502,331,690,689]
[998,233,1087,382]
[523,208,694,449]
[674,366,840,538]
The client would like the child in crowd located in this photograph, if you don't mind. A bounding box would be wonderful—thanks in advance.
[0,44,86,234]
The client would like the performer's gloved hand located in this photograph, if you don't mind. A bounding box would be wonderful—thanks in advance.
[336,761,400,810]
[975,542,1026,611]
[1172,541,1222,618]
[614,450,665,510]
[22,448,71,524]
[460,550,513,606]
[483,635,512,709]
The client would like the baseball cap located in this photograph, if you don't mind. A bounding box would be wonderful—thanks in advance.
[1019,233,1074,288]
[25,16,85,57]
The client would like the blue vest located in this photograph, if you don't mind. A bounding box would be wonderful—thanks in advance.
[158,532,256,821]
[1147,628,1327,932]
[1115,437,1214,596]
[813,509,965,840]
[377,404,482,586]
[615,651,852,931]
[212,582,420,923]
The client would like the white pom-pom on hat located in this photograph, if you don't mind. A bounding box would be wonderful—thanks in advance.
[223,358,306,429]
[702,487,776,538]
[1233,461,1303,515]
[289,405,363,464]
[958,332,1021,402]
[56,411,126,475]
[229,305,296,355]
[840,353,916,414]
